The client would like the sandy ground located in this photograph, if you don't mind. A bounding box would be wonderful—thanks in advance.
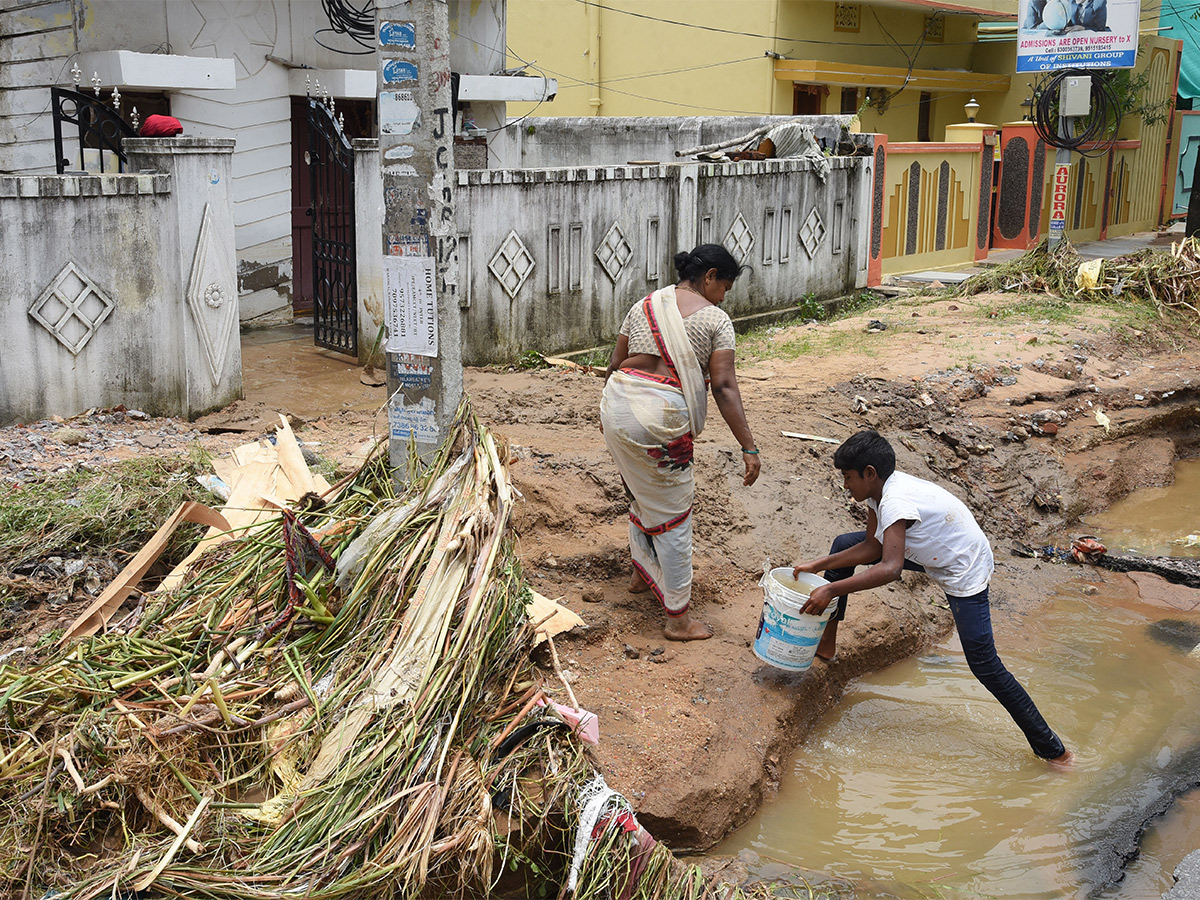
[4,292,1200,851]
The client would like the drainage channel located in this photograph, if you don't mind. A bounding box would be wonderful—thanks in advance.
[716,460,1200,899]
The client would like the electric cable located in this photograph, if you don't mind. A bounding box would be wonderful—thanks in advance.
[1030,67,1124,155]
[316,0,376,55]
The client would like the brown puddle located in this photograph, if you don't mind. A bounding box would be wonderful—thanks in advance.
[718,587,1200,898]
[1086,458,1200,560]
[717,460,1200,898]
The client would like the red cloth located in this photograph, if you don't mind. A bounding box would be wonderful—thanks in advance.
[139,115,183,137]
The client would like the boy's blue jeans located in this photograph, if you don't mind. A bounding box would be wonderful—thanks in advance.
[824,531,1066,760]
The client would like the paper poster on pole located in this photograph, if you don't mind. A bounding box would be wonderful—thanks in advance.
[383,256,438,357]
[1016,0,1140,71]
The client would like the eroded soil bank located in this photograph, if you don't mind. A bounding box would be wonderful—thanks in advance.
[3,292,1200,855]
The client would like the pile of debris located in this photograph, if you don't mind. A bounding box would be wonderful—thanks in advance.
[958,237,1200,330]
[0,403,741,900]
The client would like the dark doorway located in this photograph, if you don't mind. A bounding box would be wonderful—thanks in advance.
[840,87,858,115]
[918,92,933,142]
[793,84,824,115]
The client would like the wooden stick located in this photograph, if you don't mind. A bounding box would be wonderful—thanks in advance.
[544,634,579,711]
[132,795,210,892]
[488,689,545,752]
[675,124,772,157]
[134,785,205,855]
[20,728,57,900]
[56,746,84,793]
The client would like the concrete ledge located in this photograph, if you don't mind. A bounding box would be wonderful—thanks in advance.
[0,174,172,199]
[123,137,236,155]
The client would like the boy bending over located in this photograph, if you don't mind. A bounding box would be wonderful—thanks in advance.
[793,430,1073,766]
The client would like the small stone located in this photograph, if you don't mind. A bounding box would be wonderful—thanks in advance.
[1083,585,1099,595]
[1134,394,1145,401]
[1040,422,1059,435]
[582,587,603,603]
[55,428,88,446]
[544,556,557,568]
[623,643,640,659]
[649,646,664,657]
[135,434,163,448]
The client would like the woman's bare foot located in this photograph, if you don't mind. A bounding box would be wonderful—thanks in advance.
[664,612,713,641]
[1047,748,1075,770]
[629,569,650,594]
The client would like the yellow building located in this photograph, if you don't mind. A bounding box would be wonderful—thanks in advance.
[508,0,1167,143]
[508,0,1179,273]
[508,0,1018,142]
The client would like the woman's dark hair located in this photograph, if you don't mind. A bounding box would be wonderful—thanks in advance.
[673,244,749,283]
[833,430,896,480]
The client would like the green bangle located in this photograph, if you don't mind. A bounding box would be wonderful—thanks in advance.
[741,448,759,455]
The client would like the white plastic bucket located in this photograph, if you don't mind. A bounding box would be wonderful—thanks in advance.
[753,568,833,672]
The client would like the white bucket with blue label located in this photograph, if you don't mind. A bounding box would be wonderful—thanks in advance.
[753,567,833,672]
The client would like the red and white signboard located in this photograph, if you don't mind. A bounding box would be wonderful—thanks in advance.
[1049,163,1070,238]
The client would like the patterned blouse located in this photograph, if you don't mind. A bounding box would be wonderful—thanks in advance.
[619,300,736,378]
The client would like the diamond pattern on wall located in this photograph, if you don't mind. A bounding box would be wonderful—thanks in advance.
[186,203,239,385]
[29,261,115,355]
[489,230,534,299]
[595,221,632,283]
[724,213,755,264]
[799,207,827,259]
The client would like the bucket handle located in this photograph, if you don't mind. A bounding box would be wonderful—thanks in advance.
[759,556,772,589]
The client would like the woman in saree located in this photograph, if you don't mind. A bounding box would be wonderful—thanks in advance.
[601,244,760,641]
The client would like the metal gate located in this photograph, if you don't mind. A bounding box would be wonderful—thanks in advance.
[307,97,358,357]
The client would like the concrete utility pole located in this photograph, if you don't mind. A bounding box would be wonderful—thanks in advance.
[376,0,462,479]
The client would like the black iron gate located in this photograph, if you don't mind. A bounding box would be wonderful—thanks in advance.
[307,97,358,357]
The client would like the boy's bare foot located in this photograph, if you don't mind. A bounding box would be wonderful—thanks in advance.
[815,619,838,660]
[629,569,650,593]
[1047,749,1075,770]
[664,613,713,641]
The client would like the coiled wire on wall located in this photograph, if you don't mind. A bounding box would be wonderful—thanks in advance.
[317,0,377,54]
[1030,67,1123,155]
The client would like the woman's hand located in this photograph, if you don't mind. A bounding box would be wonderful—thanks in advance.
[742,451,760,486]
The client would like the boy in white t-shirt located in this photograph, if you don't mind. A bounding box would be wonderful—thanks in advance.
[792,430,1073,766]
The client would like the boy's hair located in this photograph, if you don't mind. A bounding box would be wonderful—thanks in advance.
[833,430,896,480]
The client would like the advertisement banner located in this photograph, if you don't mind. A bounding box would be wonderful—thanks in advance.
[1016,0,1140,71]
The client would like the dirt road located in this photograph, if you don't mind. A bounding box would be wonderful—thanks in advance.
[4,289,1200,851]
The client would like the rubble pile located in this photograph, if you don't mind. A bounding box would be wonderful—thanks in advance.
[0,403,736,900]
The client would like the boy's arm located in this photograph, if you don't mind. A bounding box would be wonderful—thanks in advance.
[793,507,883,576]
[799,519,912,614]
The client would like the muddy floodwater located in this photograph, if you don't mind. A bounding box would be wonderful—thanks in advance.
[719,588,1200,898]
[1086,458,1200,559]
[719,460,1200,898]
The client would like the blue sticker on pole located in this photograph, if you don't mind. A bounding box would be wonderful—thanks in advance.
[384,60,419,85]
[379,21,416,49]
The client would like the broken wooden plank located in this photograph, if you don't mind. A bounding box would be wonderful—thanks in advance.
[60,501,231,644]
[780,431,840,445]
